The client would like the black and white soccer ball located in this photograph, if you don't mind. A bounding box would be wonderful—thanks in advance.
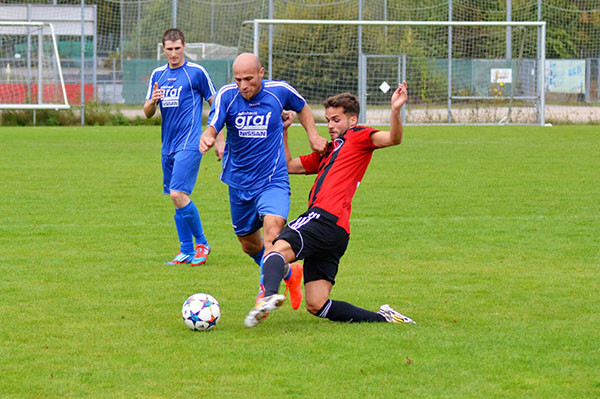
[182,293,220,331]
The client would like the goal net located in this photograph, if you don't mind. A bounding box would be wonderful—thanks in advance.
[239,19,546,125]
[0,22,69,110]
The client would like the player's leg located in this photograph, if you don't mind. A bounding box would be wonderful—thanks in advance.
[171,151,210,266]
[258,227,302,309]
[305,278,384,322]
[171,151,207,243]
[262,214,286,251]
[236,228,290,302]
[236,231,269,312]
[304,256,414,323]
[304,279,332,314]
[246,208,321,327]
[295,210,393,323]
[302,253,385,323]
[261,240,297,296]
[229,187,265,265]
[244,239,296,328]
[162,154,193,264]
[236,231,264,265]
[233,214,288,266]
[255,179,290,251]
[255,182,302,306]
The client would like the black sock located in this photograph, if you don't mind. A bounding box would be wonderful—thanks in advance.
[262,252,286,296]
[315,299,386,323]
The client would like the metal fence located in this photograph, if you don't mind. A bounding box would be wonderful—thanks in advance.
[1,0,599,122]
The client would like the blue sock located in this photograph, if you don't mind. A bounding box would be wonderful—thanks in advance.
[251,246,265,266]
[174,211,194,254]
[179,201,208,245]
[256,246,266,291]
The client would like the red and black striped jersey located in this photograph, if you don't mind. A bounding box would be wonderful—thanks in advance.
[299,126,379,234]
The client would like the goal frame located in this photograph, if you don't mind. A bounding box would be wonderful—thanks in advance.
[243,19,547,126]
[0,21,70,110]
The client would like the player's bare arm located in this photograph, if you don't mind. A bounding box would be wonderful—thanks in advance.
[204,96,224,160]
[282,112,306,174]
[214,132,225,161]
[144,82,164,118]
[370,81,408,148]
[199,126,218,154]
[296,104,327,154]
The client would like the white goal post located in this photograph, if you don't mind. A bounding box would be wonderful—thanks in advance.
[0,21,70,110]
[240,19,546,126]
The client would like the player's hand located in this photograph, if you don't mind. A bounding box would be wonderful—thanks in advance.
[309,134,328,154]
[391,81,408,111]
[199,130,216,154]
[151,82,164,104]
[282,111,295,131]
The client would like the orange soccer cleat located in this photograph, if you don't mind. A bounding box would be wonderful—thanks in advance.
[284,263,303,310]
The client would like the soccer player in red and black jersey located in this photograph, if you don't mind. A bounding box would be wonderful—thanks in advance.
[245,82,416,327]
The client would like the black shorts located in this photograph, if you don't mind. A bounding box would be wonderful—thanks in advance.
[274,207,349,285]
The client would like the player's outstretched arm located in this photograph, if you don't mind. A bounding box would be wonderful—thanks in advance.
[144,82,163,119]
[370,81,408,148]
[199,126,218,154]
[296,104,327,154]
[282,111,306,174]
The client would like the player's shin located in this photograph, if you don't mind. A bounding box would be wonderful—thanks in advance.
[261,252,287,296]
[315,299,383,323]
[174,211,194,254]
[251,246,265,266]
[180,201,207,245]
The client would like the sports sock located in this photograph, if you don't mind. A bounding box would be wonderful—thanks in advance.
[261,252,286,297]
[251,246,265,266]
[315,299,385,323]
[174,211,194,254]
[179,201,208,245]
[283,263,292,281]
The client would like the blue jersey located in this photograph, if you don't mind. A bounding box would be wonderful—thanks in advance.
[207,80,307,190]
[146,60,216,155]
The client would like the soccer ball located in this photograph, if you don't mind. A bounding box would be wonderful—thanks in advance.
[182,293,221,331]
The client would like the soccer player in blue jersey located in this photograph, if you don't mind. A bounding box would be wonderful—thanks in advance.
[199,53,327,309]
[144,29,219,267]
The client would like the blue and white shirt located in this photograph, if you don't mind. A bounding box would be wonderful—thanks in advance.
[146,60,216,155]
[207,80,307,190]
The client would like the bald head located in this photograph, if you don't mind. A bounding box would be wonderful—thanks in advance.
[233,52,265,100]
[233,53,262,73]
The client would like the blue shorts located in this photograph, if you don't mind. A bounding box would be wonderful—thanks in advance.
[161,151,202,195]
[229,180,290,236]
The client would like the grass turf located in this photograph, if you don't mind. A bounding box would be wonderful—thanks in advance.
[0,125,598,398]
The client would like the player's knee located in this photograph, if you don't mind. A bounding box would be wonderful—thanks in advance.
[305,298,325,315]
[262,218,285,244]
[170,190,189,207]
[240,240,261,256]
[306,304,320,315]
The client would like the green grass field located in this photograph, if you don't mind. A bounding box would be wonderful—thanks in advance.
[1,125,598,398]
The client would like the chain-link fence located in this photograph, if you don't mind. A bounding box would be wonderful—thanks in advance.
[1,0,599,122]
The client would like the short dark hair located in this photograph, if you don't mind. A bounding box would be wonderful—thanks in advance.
[322,93,360,117]
[162,28,185,46]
